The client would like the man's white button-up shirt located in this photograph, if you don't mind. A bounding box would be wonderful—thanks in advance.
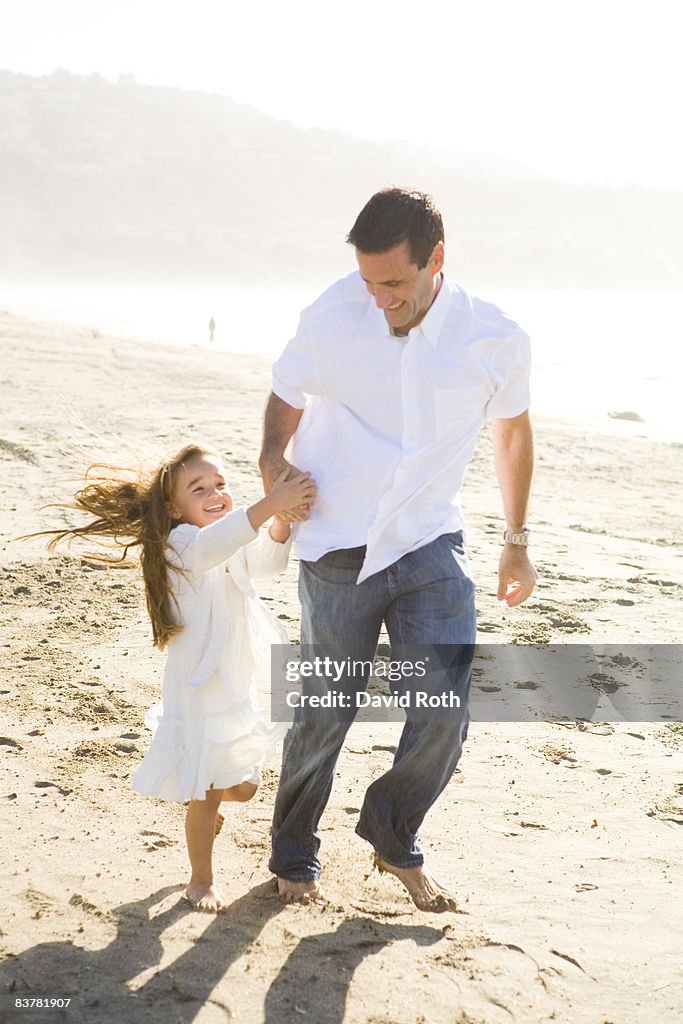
[272,271,531,583]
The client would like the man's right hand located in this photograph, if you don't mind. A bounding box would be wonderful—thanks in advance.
[260,457,313,523]
[269,470,317,520]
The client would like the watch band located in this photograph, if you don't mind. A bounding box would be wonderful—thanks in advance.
[503,527,531,546]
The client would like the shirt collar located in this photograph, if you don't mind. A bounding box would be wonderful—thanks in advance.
[416,273,450,347]
[358,272,451,346]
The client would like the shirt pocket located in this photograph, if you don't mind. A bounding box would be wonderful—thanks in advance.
[433,385,489,439]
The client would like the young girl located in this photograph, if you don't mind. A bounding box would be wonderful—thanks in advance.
[45,443,315,912]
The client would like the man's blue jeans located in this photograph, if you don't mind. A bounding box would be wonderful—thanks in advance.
[269,531,476,881]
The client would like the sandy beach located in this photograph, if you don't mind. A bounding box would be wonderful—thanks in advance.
[1,310,682,1024]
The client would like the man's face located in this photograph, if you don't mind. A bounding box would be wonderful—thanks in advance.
[356,240,444,335]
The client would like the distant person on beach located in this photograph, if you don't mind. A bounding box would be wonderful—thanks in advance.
[209,317,216,343]
[40,444,315,912]
[260,187,537,910]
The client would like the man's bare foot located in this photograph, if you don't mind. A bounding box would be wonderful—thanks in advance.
[373,852,457,913]
[184,882,225,913]
[214,811,225,837]
[276,877,327,905]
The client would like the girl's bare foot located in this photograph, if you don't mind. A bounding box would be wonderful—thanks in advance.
[276,877,327,905]
[373,852,457,913]
[184,882,225,913]
[214,811,225,837]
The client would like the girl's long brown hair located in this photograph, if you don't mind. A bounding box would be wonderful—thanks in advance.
[39,444,218,649]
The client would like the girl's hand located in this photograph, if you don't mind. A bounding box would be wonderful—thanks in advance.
[268,470,317,517]
[263,461,311,524]
[246,470,317,532]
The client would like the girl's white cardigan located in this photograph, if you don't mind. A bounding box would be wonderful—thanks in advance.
[132,509,290,802]
[164,507,291,692]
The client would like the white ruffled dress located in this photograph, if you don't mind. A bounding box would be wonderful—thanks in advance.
[132,508,290,803]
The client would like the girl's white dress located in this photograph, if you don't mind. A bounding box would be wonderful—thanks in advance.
[132,508,290,803]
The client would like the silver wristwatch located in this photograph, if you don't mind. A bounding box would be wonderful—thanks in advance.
[503,527,531,546]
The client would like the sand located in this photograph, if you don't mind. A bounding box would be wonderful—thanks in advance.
[1,311,682,1024]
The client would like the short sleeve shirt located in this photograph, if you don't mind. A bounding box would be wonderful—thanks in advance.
[272,272,530,582]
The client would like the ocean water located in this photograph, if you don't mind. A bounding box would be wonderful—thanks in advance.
[488,287,683,444]
[3,283,682,444]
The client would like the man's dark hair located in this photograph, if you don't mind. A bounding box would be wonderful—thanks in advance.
[346,187,444,269]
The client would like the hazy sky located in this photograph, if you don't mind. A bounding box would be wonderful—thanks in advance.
[2,0,682,190]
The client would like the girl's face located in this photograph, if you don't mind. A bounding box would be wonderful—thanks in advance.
[169,454,233,528]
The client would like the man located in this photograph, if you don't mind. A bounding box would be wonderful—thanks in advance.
[260,188,537,910]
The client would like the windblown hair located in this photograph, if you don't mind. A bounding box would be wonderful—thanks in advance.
[346,187,444,268]
[39,443,219,649]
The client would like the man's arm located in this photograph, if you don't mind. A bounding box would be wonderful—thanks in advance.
[491,410,538,607]
[259,393,303,487]
[259,392,307,521]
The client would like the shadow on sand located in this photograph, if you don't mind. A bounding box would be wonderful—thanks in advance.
[2,883,443,1023]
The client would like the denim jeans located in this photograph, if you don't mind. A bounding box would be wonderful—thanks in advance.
[268,531,476,880]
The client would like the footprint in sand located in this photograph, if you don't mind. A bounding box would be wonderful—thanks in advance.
[0,438,38,464]
[23,888,58,920]
[512,623,553,643]
[113,740,138,754]
[585,672,621,694]
[604,653,644,671]
[68,893,114,921]
[140,830,177,850]
[545,611,590,632]
[538,744,579,766]
[0,736,23,749]
[648,783,683,824]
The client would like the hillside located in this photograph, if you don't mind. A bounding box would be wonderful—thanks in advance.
[1,70,682,288]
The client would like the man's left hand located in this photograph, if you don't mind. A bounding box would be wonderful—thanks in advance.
[496,546,538,607]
